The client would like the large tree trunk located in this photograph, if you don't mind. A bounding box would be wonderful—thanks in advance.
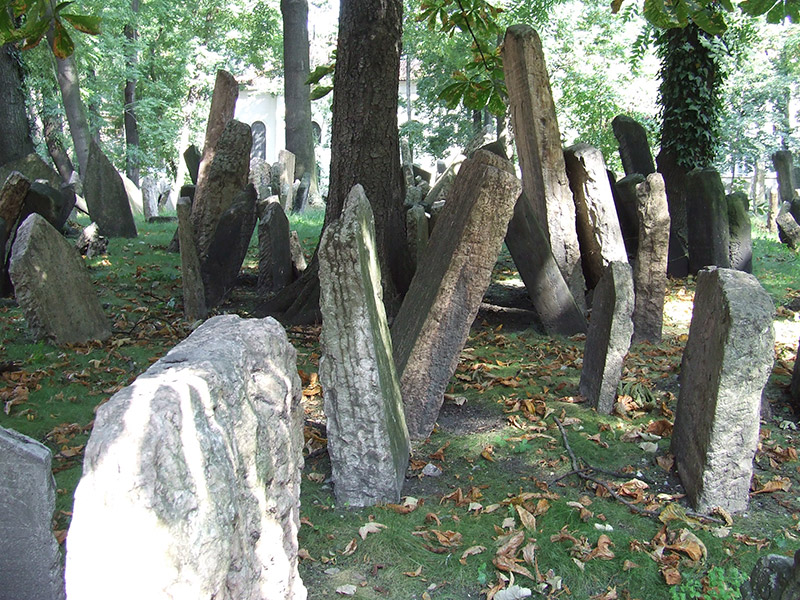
[42,101,75,182]
[52,49,93,178]
[281,0,318,202]
[0,43,35,165]
[123,0,141,186]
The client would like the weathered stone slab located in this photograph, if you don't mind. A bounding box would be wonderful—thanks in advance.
[773,150,796,205]
[392,150,522,439]
[258,202,293,297]
[201,184,257,308]
[194,70,239,191]
[505,192,587,336]
[0,171,31,233]
[613,173,644,259]
[686,168,730,275]
[21,182,72,231]
[292,171,311,213]
[183,144,201,185]
[611,115,655,177]
[0,216,8,296]
[250,156,272,200]
[741,551,800,600]
[75,222,108,258]
[0,153,60,191]
[564,143,628,290]
[289,230,307,276]
[65,315,307,600]
[503,24,585,305]
[671,267,774,513]
[777,202,800,249]
[423,161,459,210]
[177,198,207,322]
[0,426,65,600]
[727,191,753,273]
[140,175,160,220]
[578,261,634,414]
[319,185,411,506]
[83,141,138,238]
[10,214,110,344]
[406,203,429,274]
[278,149,296,210]
[632,173,670,344]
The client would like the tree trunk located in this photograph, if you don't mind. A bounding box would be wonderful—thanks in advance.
[0,44,35,165]
[42,102,75,182]
[51,48,93,178]
[281,0,318,202]
[123,0,141,186]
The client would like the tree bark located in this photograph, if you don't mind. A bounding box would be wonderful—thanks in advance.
[0,44,35,165]
[123,0,141,186]
[42,103,75,182]
[51,48,93,178]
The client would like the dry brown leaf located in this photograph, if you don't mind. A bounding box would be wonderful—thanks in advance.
[497,530,526,558]
[298,548,314,561]
[655,454,675,472]
[359,522,387,540]
[429,441,450,461]
[432,529,462,548]
[661,566,682,585]
[522,542,536,566]
[622,559,639,571]
[459,545,487,565]
[481,445,496,462]
[711,506,733,526]
[587,433,609,448]
[532,499,550,517]
[493,555,536,581]
[515,505,537,532]
[586,534,615,561]
[426,512,442,526]
[591,588,618,600]
[666,529,706,562]
[752,476,792,495]
[341,538,358,556]
[646,419,674,437]
[403,565,423,577]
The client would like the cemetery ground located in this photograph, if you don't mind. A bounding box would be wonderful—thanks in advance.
[1,213,799,600]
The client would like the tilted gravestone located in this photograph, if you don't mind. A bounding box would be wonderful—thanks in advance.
[183,144,202,185]
[140,175,160,220]
[773,150,796,206]
[613,173,644,259]
[177,198,207,322]
[65,315,307,600]
[686,168,730,275]
[741,551,800,600]
[392,150,522,439]
[406,203,429,275]
[0,216,8,296]
[503,24,585,306]
[194,70,239,190]
[278,149,296,211]
[423,161,458,210]
[21,181,74,231]
[564,143,628,290]
[250,156,272,200]
[83,141,138,238]
[258,202,293,298]
[292,171,311,213]
[611,115,655,177]
[671,267,774,513]
[319,185,411,506]
[10,214,111,344]
[777,202,800,249]
[75,222,108,259]
[727,191,753,273]
[632,173,670,344]
[0,171,31,232]
[578,261,634,414]
[289,230,307,276]
[0,426,65,600]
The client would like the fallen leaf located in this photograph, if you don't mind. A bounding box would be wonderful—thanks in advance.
[482,445,496,462]
[340,538,358,556]
[666,529,706,562]
[403,565,423,577]
[298,548,314,561]
[622,559,639,571]
[493,555,536,581]
[711,506,733,526]
[586,534,615,561]
[591,587,618,600]
[459,545,487,564]
[431,529,462,547]
[646,419,673,437]
[587,433,609,448]
[515,505,537,532]
[425,512,442,526]
[655,455,674,472]
[359,522,387,540]
[429,441,450,461]
[497,530,525,558]
[522,542,536,566]
[661,566,682,585]
[751,476,792,495]
[307,472,325,483]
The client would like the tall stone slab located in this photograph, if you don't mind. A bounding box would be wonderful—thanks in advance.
[727,191,753,273]
[258,202,293,297]
[406,203,429,274]
[392,150,522,439]
[564,143,628,290]
[318,185,411,507]
[278,149,296,210]
[578,261,634,414]
[671,267,774,513]
[289,230,307,276]
[773,150,796,205]
[686,168,730,275]
[632,173,670,344]
[777,202,800,249]
[292,171,311,213]
[177,198,207,322]
[195,70,239,191]
[611,115,656,177]
[192,119,252,259]
[505,192,587,336]
[0,171,31,232]
[140,175,160,220]
[423,161,459,210]
[65,315,307,600]
[0,153,61,192]
[503,24,585,305]
[183,144,201,185]
[82,141,137,238]
[250,156,272,200]
[0,426,65,600]
[10,214,111,344]
[613,173,644,259]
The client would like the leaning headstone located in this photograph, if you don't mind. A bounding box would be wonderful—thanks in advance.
[0,171,31,231]
[250,156,272,200]
[10,214,111,344]
[741,551,800,600]
[686,168,730,275]
[121,173,143,217]
[289,230,307,276]
[278,149,296,210]
[503,24,585,305]
[671,267,774,513]
[75,222,108,258]
[21,181,70,231]
[183,144,201,185]
[201,184,258,308]
[0,426,65,600]
[406,203,429,274]
[423,161,459,210]
[258,202,293,298]
[319,185,411,506]
[0,216,8,295]
[613,173,644,259]
[727,191,753,273]
[194,70,239,190]
[564,143,628,290]
[773,150,796,205]
[632,173,670,344]
[292,171,311,213]
[65,315,307,600]
[611,115,656,177]
[777,202,800,249]
[578,261,634,414]
[140,175,160,220]
[177,198,207,322]
[392,150,522,439]
[82,141,138,238]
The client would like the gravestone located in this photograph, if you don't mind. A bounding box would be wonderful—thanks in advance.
[777,202,800,249]
[406,203,429,274]
[727,191,753,273]
[289,230,307,276]
[613,173,644,259]
[21,182,72,231]
[632,173,670,344]
[392,150,522,439]
[278,149,296,210]
[191,119,252,259]
[83,141,138,238]
[201,184,258,308]
[671,267,774,513]
[686,168,730,275]
[413,164,432,184]
[121,173,143,217]
[423,161,458,210]
[611,115,655,177]
[0,426,65,600]
[319,185,411,506]
[65,315,307,600]
[0,171,31,231]
[564,143,628,290]
[578,261,634,414]
[75,222,108,258]
[250,156,272,200]
[505,192,587,336]
[10,214,111,344]
[258,202,293,298]
[503,24,585,306]
[292,171,311,213]
[183,144,201,185]
[741,551,800,600]
[140,175,160,219]
[177,198,207,322]
[251,120,267,160]
[768,188,780,234]
[194,70,239,190]
[401,138,415,194]
[773,150,796,205]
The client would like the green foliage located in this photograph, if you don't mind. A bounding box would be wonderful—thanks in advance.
[306,56,335,100]
[669,566,746,600]
[0,0,101,57]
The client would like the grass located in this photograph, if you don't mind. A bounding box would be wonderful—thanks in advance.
[1,212,799,598]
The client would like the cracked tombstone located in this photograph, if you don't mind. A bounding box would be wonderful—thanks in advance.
[671,267,774,513]
[65,315,307,600]
[578,261,634,414]
[686,168,730,275]
[392,150,522,440]
[258,202,293,298]
[318,184,411,507]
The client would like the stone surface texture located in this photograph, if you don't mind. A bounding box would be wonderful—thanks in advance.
[258,202,293,297]
[0,171,31,232]
[65,315,307,600]
[686,168,731,274]
[611,115,656,177]
[777,202,800,249]
[318,185,411,506]
[0,426,65,600]
[773,150,796,205]
[406,203,429,274]
[741,551,800,600]
[183,144,202,185]
[10,214,110,344]
[82,141,137,238]
[177,198,207,321]
[278,149,296,210]
[392,150,522,439]
[727,191,753,273]
[671,267,774,513]
[611,172,643,259]
[423,161,459,210]
[194,70,238,192]
[578,261,634,414]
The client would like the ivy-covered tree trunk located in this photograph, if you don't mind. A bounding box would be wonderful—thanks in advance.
[0,43,35,166]
[123,0,141,186]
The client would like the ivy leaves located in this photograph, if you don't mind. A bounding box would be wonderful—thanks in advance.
[0,0,101,58]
